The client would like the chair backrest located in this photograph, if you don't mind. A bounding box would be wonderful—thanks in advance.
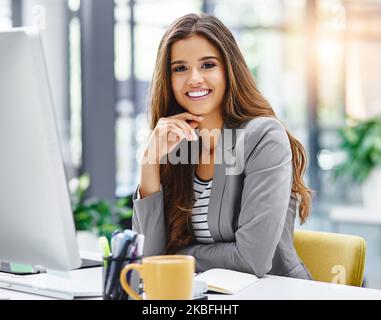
[294,229,366,287]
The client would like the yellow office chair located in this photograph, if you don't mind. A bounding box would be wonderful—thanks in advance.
[294,229,366,287]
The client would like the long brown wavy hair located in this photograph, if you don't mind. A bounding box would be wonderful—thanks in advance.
[147,13,312,254]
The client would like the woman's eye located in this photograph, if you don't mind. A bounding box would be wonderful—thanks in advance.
[173,65,186,72]
[172,63,215,73]
[202,63,215,69]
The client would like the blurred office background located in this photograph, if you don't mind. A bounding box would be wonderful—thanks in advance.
[1,0,381,288]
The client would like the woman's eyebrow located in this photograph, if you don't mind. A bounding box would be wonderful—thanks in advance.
[171,56,220,65]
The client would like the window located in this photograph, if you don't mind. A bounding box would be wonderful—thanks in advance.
[214,0,310,171]
[68,0,82,170]
[0,0,12,29]
[316,0,381,205]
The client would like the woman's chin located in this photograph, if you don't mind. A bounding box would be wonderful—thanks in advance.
[183,106,213,116]
[183,108,205,116]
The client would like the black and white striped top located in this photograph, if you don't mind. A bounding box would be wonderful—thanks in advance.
[192,174,215,244]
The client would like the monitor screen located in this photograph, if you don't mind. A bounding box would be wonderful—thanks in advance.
[0,28,81,271]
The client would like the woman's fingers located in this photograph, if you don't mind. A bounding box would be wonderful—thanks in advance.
[148,114,202,161]
[155,113,204,148]
[167,113,204,140]
[188,120,200,129]
[170,118,198,140]
[166,123,187,141]
[157,118,194,141]
[167,131,180,142]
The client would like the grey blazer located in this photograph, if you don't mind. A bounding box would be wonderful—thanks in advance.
[132,117,313,280]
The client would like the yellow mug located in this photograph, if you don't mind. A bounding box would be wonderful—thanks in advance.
[120,255,195,300]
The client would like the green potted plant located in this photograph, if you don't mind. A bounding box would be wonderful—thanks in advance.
[70,174,133,248]
[334,116,381,213]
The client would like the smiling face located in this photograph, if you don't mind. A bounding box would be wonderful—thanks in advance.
[170,34,226,118]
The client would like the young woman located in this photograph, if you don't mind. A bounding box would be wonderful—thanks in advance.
[132,13,313,279]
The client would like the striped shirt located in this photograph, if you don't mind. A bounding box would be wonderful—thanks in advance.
[192,174,215,244]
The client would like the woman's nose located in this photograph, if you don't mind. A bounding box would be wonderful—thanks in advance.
[187,68,203,86]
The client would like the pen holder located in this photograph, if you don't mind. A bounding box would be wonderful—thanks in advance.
[102,255,143,300]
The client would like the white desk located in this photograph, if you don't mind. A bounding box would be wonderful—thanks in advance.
[330,205,381,231]
[1,271,381,300]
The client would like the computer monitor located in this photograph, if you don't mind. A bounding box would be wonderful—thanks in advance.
[0,28,82,271]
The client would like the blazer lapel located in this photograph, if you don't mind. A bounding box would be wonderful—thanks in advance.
[200,123,236,242]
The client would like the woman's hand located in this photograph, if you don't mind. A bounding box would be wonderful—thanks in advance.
[144,112,204,164]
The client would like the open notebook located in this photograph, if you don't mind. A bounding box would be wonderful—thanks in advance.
[194,268,259,295]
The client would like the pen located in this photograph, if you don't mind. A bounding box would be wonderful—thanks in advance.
[111,229,121,253]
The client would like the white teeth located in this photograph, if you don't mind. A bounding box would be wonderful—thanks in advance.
[187,90,210,97]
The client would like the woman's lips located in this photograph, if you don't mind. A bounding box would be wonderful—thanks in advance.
[186,90,212,101]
